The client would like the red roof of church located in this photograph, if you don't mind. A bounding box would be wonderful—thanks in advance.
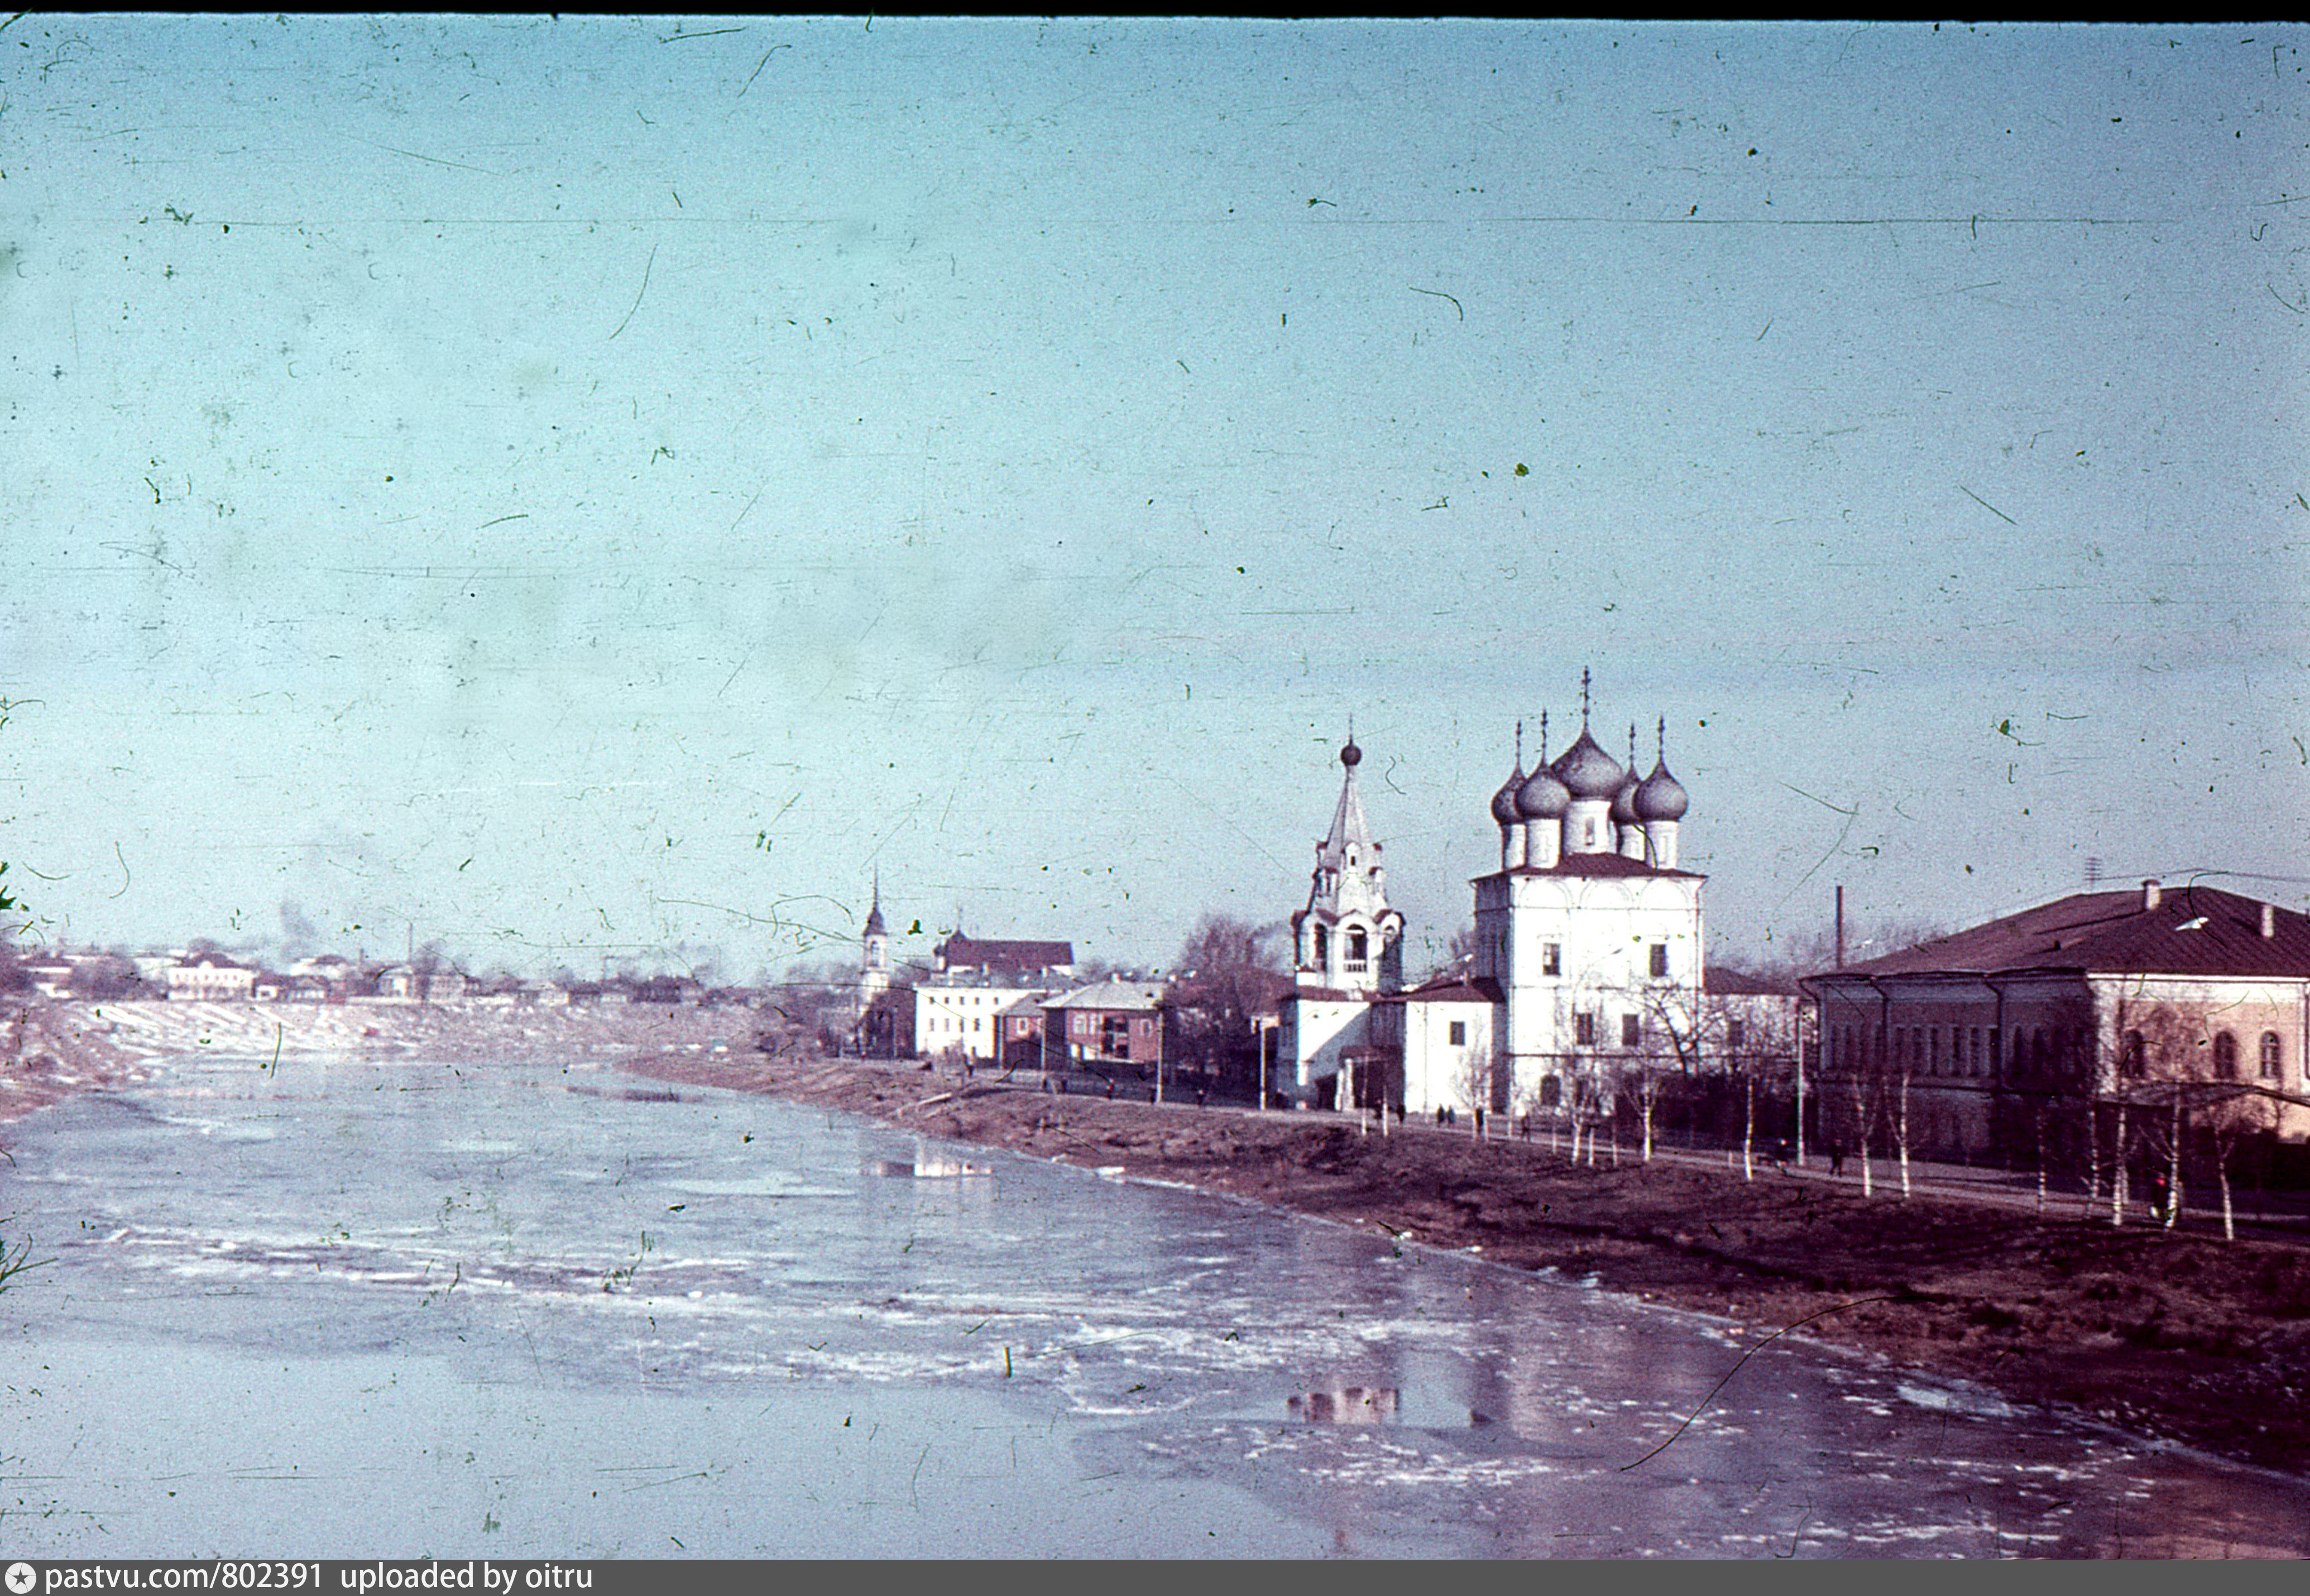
[1489,854,1702,881]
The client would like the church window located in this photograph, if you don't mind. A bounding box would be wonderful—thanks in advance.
[1448,1020,1466,1046]
[1648,943,1669,978]
[1346,927,1368,964]
[1542,943,1561,976]
[1312,924,1329,967]
[2213,1030,2238,1080]
[2261,1032,2283,1080]
[1621,1013,1641,1048]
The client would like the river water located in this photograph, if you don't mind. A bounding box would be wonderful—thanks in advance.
[0,1051,2302,1559]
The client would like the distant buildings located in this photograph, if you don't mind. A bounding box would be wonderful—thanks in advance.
[1041,980,1167,1077]
[165,951,257,1003]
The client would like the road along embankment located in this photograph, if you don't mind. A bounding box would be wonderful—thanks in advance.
[616,1051,2310,1480]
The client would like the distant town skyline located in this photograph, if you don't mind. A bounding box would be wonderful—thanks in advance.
[3,17,2304,980]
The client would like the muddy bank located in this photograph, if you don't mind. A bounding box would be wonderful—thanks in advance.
[620,1050,2310,1478]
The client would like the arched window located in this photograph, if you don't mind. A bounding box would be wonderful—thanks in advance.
[1346,926,1368,963]
[1311,924,1328,967]
[2213,1031,2238,1080]
[2261,1031,2283,1081]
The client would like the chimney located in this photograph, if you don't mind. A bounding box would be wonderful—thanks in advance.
[2142,879,2162,912]
[2263,902,2277,940]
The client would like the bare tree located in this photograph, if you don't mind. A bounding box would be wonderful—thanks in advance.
[1167,915,1290,1103]
[1452,1046,1491,1139]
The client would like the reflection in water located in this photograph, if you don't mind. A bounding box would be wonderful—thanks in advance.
[2,1052,2307,1559]
[1290,1387,1400,1424]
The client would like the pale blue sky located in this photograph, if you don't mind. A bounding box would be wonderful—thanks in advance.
[3,17,2306,980]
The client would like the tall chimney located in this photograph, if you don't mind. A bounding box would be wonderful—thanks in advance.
[2263,902,2276,940]
[2142,879,2162,912]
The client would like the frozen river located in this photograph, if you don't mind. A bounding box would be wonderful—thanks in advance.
[1,1051,2303,1558]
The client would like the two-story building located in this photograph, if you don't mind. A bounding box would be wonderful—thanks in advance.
[1804,879,2310,1167]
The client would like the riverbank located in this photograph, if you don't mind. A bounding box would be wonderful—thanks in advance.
[619,1050,2310,1479]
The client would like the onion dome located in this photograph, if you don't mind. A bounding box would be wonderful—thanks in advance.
[1489,761,1525,827]
[1635,761,1689,822]
[1340,739,1362,769]
[1515,761,1569,821]
[1609,725,1642,824]
[1549,728,1624,801]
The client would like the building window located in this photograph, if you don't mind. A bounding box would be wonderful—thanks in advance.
[1448,1020,1466,1046]
[2213,1030,2238,1080]
[1621,1013,1641,1048]
[1574,1012,1597,1047]
[1727,1018,1746,1049]
[1648,943,1669,978]
[2119,1029,2144,1077]
[1542,943,1561,976]
[1346,927,1368,962]
[1312,924,1328,967]
[2261,1032,2283,1080]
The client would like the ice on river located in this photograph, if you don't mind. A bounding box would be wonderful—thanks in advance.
[2,1053,2304,1558]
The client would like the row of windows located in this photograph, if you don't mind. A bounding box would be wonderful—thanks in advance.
[1833,1023,2294,1085]
[2122,1027,2284,1081]
[1505,942,1670,979]
[1567,1012,1647,1048]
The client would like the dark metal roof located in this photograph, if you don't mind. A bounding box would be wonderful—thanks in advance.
[937,934,1075,972]
[1814,885,2310,981]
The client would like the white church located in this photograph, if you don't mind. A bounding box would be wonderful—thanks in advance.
[1276,673,1703,1119]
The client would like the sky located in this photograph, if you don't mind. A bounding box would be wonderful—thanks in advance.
[2,17,2306,984]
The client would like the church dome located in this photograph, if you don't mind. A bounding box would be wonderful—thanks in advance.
[1635,761,1689,822]
[1489,763,1525,827]
[1610,772,1642,825]
[1550,730,1624,801]
[1514,763,1570,821]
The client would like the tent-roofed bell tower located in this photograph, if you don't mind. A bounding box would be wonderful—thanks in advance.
[1291,734,1405,998]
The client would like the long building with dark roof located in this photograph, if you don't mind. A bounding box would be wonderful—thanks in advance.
[1803,878,2310,1168]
